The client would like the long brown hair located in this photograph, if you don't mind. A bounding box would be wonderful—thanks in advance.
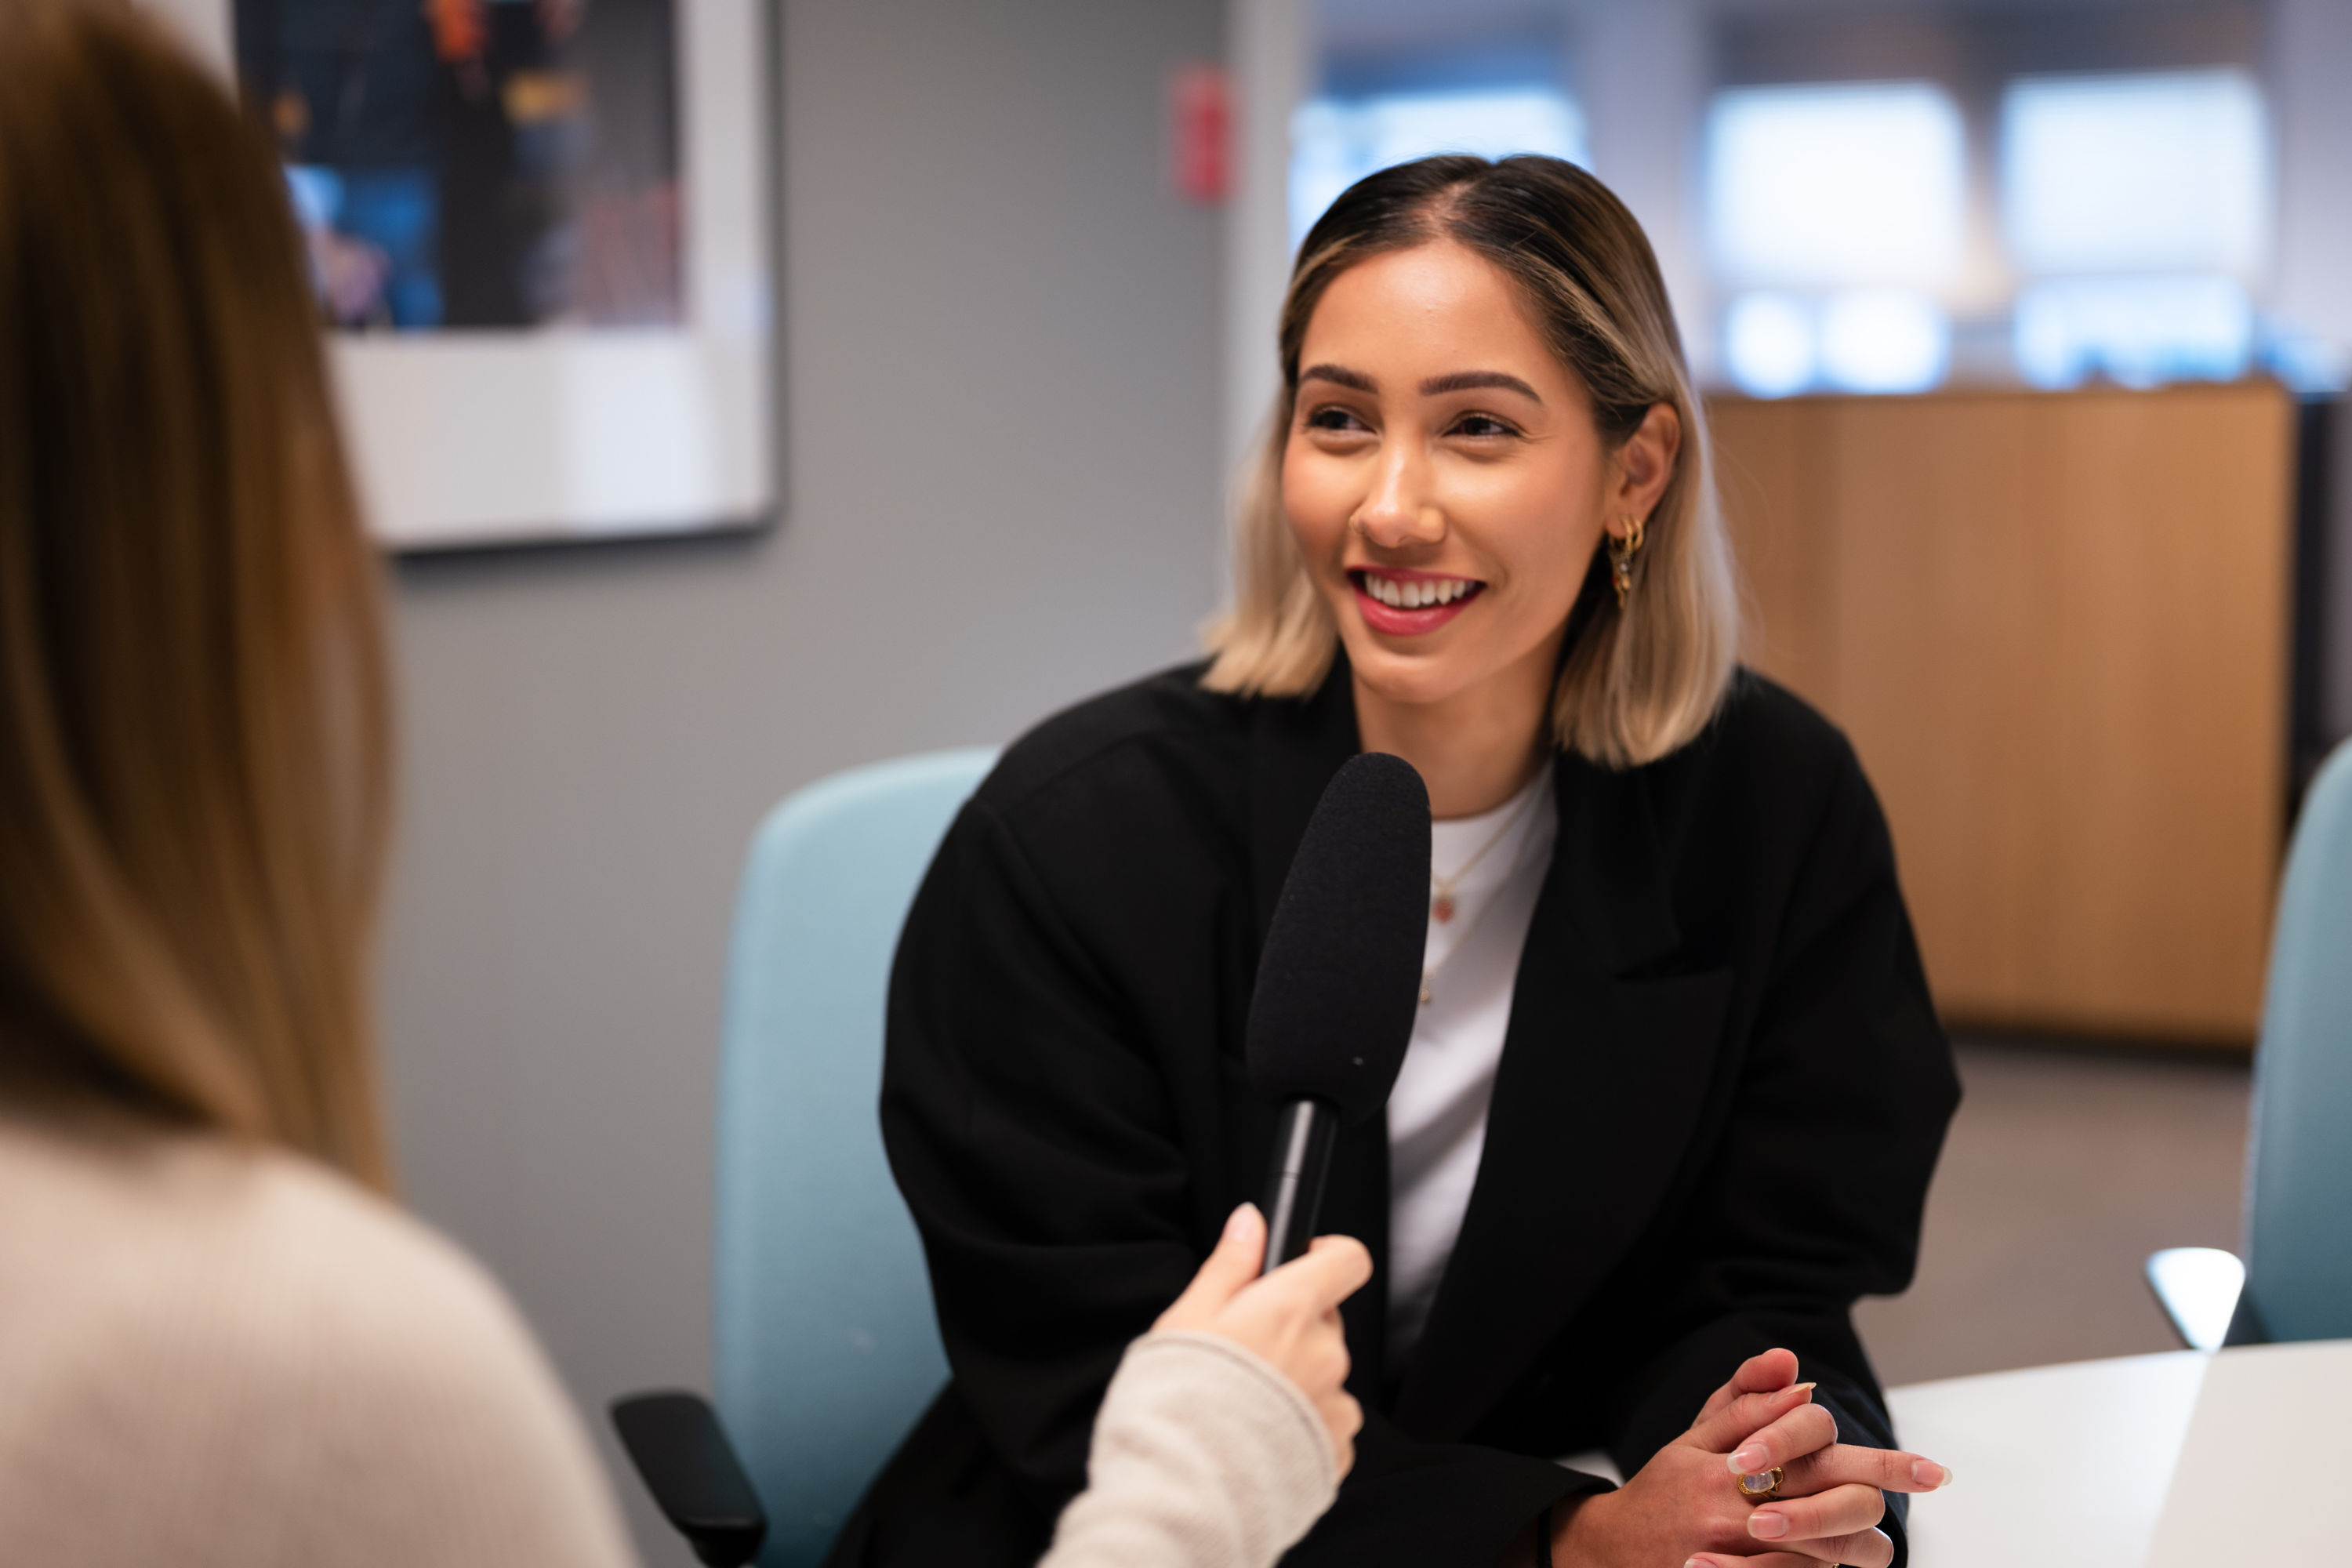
[0,0,394,1185]
[1203,155,1739,769]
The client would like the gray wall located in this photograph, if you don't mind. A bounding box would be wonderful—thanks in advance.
[379,2,1225,1559]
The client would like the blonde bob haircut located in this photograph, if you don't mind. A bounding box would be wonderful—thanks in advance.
[0,1,394,1186]
[1203,154,1738,770]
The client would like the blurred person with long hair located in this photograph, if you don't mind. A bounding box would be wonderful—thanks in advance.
[855,156,1961,1568]
[0,8,1377,1566]
[0,2,633,1559]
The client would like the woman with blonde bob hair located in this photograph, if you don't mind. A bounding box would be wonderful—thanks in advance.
[858,155,1959,1568]
[1205,153,1736,772]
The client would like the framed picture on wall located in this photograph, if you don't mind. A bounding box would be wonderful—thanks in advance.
[143,0,773,551]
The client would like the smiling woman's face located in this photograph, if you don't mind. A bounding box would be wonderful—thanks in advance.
[1283,240,1631,716]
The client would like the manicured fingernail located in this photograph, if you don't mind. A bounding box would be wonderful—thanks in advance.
[1748,1511,1788,1540]
[1225,1203,1255,1241]
[1726,1445,1769,1472]
[1791,1381,1817,1395]
[1915,1460,1952,1487]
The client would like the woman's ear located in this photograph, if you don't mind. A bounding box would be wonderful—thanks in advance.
[1608,402,1682,529]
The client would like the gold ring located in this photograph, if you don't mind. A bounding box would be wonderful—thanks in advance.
[1736,1466,1784,1501]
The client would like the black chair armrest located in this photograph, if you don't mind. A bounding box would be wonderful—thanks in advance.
[610,1390,768,1568]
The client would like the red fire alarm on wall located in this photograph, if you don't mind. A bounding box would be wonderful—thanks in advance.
[1171,64,1231,204]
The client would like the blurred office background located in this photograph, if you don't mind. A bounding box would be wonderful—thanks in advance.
[335,1,2351,1559]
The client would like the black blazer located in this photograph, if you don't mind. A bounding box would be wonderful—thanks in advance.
[832,658,1958,1568]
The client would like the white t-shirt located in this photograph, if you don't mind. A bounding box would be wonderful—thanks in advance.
[1385,762,1557,1367]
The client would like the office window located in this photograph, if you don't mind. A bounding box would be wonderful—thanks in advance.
[1707,83,1965,289]
[1289,88,1587,251]
[2003,71,2267,278]
[1722,294,1816,399]
[2001,71,2268,389]
[2013,275,2254,390]
[1706,82,1964,397]
[1819,289,1951,394]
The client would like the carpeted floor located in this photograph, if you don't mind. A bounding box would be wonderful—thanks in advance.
[1855,1036,2252,1390]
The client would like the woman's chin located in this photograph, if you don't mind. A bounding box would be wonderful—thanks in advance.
[1335,629,1486,712]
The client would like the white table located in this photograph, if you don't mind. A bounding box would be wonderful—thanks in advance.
[1891,1338,2352,1566]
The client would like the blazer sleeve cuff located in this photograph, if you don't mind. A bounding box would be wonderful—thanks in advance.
[1279,1410,1613,1568]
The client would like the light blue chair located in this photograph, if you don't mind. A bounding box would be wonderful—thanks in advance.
[2149,739,2352,1348]
[614,748,997,1568]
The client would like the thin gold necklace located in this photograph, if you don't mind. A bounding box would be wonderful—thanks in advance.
[1429,773,1545,924]
[1420,819,1537,1006]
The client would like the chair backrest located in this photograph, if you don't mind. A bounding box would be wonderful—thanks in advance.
[2245,738,2352,1342]
[710,748,996,1567]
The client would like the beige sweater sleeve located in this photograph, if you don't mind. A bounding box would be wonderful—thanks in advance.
[1040,1330,1339,1568]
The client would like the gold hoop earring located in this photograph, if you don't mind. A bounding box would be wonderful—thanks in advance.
[1609,514,1646,608]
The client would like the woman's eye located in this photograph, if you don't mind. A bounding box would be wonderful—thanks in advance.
[1451,412,1517,438]
[1305,405,1368,433]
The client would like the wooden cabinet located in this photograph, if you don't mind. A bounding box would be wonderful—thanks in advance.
[1708,385,2296,1044]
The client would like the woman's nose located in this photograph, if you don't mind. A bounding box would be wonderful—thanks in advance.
[1350,446,1446,549]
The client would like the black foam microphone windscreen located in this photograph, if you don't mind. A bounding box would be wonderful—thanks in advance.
[1246,750,1432,1121]
[1245,752,1430,1271]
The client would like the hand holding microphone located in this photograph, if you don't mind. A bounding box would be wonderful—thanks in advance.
[1154,1203,1373,1476]
[1138,756,1426,1494]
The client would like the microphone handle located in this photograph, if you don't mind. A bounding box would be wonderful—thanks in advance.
[1259,1098,1339,1273]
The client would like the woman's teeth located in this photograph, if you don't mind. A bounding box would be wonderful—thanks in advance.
[1362,574,1476,609]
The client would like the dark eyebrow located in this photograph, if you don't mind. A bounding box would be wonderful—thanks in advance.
[1421,370,1543,402]
[1298,362,1375,392]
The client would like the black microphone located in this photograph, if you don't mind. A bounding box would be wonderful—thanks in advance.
[1245,752,1431,1272]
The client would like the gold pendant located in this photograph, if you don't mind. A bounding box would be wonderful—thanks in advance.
[1432,893,1456,924]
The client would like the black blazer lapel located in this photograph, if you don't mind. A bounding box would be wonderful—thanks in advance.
[1393,757,1735,1439]
[1245,657,1362,946]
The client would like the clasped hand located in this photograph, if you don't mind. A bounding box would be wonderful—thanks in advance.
[1533,1348,1951,1568]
